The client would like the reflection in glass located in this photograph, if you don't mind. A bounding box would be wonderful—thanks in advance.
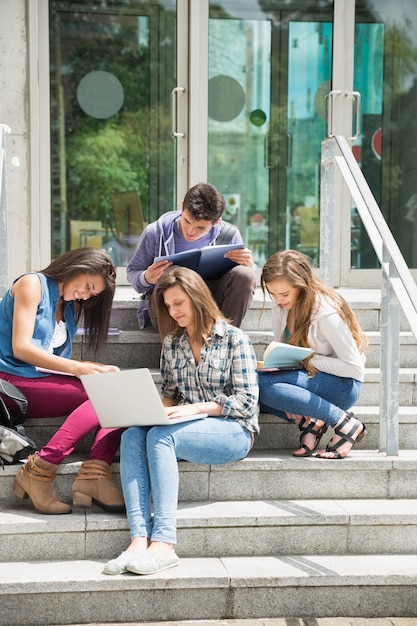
[207,2,333,267]
[49,1,177,266]
[354,1,417,269]
[48,0,417,274]
[287,21,332,266]
[208,14,271,266]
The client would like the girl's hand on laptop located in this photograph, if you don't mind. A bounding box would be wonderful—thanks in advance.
[72,361,120,377]
[165,403,205,420]
[165,401,221,419]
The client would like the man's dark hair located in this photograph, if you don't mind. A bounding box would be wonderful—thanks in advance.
[182,182,225,222]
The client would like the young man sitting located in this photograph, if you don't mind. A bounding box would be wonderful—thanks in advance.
[127,182,256,329]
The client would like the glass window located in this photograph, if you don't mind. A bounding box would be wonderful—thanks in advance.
[353,0,417,269]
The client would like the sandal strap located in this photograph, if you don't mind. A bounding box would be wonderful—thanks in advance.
[298,419,328,437]
[333,413,363,445]
[323,414,365,457]
[297,420,328,455]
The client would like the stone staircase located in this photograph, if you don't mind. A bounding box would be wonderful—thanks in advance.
[1,287,417,625]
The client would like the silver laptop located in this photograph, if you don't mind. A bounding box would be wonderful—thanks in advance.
[81,368,207,428]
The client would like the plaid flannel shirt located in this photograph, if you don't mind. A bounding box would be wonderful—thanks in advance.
[160,319,259,434]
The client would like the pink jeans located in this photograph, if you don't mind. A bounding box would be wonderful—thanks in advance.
[0,372,122,465]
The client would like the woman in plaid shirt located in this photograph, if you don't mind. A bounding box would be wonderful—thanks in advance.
[104,266,259,576]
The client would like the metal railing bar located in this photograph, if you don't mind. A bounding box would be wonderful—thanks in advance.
[333,136,417,330]
[333,155,383,258]
[321,135,417,456]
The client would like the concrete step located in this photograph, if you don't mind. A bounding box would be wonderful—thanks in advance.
[80,286,417,371]
[363,331,417,368]
[19,404,417,456]
[355,368,416,405]
[110,286,413,333]
[72,328,417,371]
[2,450,417,508]
[256,406,417,451]
[66,351,417,406]
[2,553,417,625]
[2,287,415,626]
[2,497,417,563]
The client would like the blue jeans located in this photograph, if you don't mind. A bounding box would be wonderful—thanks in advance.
[258,369,362,428]
[120,417,252,544]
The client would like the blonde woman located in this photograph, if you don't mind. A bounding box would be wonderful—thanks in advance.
[259,249,367,459]
[104,267,259,576]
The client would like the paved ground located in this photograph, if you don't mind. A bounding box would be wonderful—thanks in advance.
[66,617,417,626]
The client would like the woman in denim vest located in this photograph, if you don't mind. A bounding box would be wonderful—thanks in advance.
[0,247,124,514]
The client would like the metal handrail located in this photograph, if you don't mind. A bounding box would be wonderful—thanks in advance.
[321,135,417,455]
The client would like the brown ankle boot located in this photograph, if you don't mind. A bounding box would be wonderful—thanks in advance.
[72,460,125,513]
[13,453,72,515]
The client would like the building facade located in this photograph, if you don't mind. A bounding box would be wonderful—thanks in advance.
[1,0,417,291]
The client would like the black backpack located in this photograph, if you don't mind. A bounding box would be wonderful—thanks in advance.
[0,379,37,466]
[216,222,239,245]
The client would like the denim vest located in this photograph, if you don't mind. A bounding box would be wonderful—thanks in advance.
[0,273,77,378]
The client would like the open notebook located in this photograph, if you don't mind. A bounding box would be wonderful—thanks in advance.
[257,341,313,372]
[154,243,245,280]
[80,368,207,428]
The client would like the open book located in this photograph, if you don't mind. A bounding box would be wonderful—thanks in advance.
[35,367,75,376]
[154,243,245,280]
[257,341,313,371]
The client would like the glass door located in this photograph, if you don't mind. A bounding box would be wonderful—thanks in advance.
[49,0,179,276]
[207,1,333,267]
[342,0,417,285]
[321,0,417,285]
[206,0,417,286]
[47,0,417,286]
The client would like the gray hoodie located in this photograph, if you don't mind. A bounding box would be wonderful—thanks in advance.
[127,210,244,328]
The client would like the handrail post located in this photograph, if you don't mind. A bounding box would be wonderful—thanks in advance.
[380,243,400,455]
[0,124,11,298]
[320,139,336,285]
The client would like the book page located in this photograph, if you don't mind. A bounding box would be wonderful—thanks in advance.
[154,244,245,280]
[263,341,313,367]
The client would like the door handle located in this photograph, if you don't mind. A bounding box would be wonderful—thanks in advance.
[351,91,361,140]
[286,130,293,169]
[170,87,186,138]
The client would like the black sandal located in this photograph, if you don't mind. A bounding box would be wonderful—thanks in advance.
[316,412,367,459]
[293,418,328,457]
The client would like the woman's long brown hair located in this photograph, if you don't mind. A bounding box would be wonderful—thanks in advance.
[260,249,368,375]
[41,247,116,352]
[154,267,224,342]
